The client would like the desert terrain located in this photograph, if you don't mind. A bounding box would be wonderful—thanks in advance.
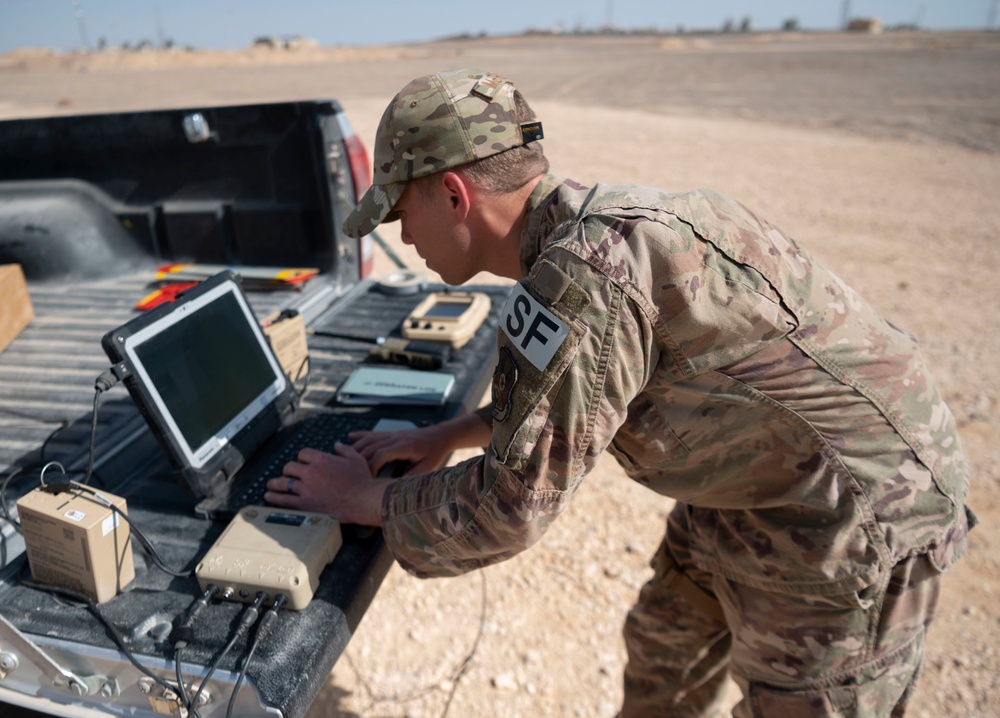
[1,30,998,717]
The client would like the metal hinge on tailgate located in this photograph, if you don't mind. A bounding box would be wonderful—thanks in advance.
[0,611,118,699]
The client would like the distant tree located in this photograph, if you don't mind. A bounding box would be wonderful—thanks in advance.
[782,17,800,32]
[722,18,734,33]
[740,17,752,33]
[96,36,106,50]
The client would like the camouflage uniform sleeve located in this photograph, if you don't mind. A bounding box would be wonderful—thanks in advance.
[472,403,494,426]
[380,210,796,578]
[380,251,655,578]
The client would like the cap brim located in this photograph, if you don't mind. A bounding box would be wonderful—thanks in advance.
[342,182,407,239]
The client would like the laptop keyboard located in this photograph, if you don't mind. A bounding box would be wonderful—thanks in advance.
[230,412,379,511]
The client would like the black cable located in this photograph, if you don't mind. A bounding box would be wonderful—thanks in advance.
[20,578,176,694]
[1,466,26,531]
[0,365,119,532]
[5,370,192,693]
[70,483,193,578]
[38,419,71,466]
[226,593,288,718]
[439,571,487,718]
[2,421,92,523]
[1,422,73,519]
[293,355,311,401]
[345,571,489,716]
[77,366,124,488]
[189,592,268,713]
[171,584,220,649]
[175,644,190,715]
[82,383,104,486]
[2,366,118,530]
[170,584,219,717]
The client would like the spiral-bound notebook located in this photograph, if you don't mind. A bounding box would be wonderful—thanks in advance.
[337,366,454,406]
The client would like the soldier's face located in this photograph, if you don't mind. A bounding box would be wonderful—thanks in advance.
[394,179,478,285]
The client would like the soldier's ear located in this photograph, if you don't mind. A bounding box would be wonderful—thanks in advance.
[440,171,471,221]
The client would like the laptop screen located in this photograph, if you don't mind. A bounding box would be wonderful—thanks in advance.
[120,279,287,470]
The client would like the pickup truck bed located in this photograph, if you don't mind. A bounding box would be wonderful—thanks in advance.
[0,269,505,717]
[0,98,506,716]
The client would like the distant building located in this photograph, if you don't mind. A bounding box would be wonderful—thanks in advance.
[846,17,883,34]
[251,35,318,50]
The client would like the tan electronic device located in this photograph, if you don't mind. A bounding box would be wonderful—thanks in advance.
[195,506,341,611]
[16,486,135,604]
[401,291,490,349]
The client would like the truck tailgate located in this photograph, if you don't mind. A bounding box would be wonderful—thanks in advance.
[0,269,506,717]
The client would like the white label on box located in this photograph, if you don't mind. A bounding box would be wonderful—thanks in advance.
[102,512,121,537]
[64,510,86,522]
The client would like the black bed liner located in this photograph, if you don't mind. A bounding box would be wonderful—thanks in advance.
[0,268,506,717]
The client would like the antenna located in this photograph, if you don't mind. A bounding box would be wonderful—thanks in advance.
[70,0,90,50]
[154,3,166,48]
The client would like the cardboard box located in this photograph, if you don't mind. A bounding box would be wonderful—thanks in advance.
[17,487,135,604]
[262,311,309,382]
[0,264,34,354]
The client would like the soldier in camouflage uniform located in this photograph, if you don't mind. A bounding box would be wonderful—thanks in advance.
[265,68,973,716]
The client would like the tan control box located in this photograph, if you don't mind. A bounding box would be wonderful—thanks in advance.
[16,487,135,604]
[195,506,341,611]
[401,291,491,349]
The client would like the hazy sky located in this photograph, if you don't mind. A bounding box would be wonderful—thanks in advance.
[1,0,996,53]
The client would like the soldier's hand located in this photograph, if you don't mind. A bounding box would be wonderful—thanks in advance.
[264,443,390,526]
[348,425,453,476]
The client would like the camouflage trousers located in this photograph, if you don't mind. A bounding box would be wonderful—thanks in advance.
[621,503,942,717]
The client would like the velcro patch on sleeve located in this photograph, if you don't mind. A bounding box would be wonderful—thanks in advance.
[499,283,570,372]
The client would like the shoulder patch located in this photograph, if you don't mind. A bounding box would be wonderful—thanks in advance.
[533,260,574,303]
[491,347,519,422]
[500,283,570,371]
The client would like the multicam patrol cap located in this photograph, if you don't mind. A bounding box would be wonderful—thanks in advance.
[342,68,543,238]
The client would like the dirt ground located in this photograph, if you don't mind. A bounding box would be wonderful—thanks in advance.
[1,31,998,718]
